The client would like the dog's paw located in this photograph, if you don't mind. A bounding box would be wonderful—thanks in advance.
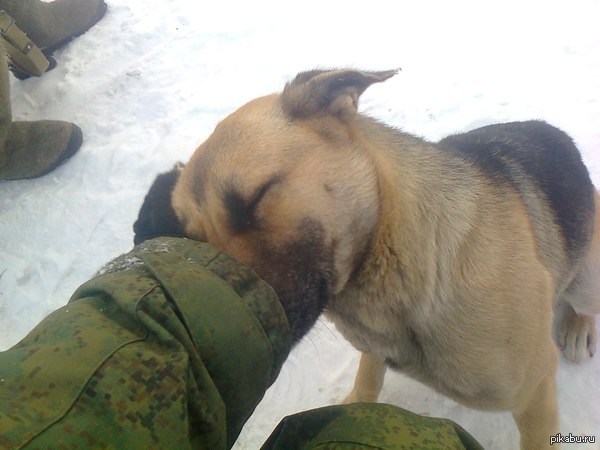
[558,307,597,363]
[342,390,360,404]
[342,387,380,404]
[342,390,370,404]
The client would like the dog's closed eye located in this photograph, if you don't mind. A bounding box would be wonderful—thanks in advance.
[223,174,284,234]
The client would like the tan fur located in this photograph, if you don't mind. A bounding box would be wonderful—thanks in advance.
[172,69,599,450]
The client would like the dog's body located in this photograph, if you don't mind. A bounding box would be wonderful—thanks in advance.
[137,69,600,449]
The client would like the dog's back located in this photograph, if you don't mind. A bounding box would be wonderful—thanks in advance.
[439,121,595,293]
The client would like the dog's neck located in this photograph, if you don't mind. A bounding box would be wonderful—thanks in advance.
[344,119,477,307]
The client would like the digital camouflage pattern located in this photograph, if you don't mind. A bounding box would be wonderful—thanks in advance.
[0,237,483,449]
[263,403,484,450]
[0,237,292,449]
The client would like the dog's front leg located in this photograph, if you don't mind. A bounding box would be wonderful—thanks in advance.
[343,352,386,403]
[512,362,559,450]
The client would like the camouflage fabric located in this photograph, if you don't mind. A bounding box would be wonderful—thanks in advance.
[0,236,483,450]
[262,403,484,450]
[0,237,292,449]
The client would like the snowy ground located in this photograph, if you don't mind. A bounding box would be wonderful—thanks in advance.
[1,1,599,448]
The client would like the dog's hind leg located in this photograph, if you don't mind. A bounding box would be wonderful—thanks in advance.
[512,350,559,450]
[557,190,600,363]
[343,352,386,403]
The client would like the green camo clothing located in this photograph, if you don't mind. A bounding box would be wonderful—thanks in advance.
[0,237,483,449]
[262,403,484,450]
[0,238,292,449]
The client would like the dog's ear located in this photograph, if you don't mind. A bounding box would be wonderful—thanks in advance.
[281,68,398,119]
[133,163,186,246]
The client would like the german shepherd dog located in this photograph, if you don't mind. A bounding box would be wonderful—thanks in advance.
[134,69,600,449]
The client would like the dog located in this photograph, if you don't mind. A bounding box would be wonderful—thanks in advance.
[135,69,600,449]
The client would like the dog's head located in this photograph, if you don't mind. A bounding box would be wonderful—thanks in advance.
[171,69,397,340]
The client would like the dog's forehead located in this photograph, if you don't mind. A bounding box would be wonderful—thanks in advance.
[220,94,283,130]
[189,95,288,183]
[205,93,309,162]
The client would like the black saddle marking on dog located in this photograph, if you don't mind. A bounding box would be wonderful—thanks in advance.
[439,121,595,261]
[223,174,284,234]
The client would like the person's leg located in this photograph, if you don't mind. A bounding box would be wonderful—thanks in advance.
[0,0,107,52]
[0,48,82,180]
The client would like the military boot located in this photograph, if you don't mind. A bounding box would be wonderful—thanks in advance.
[0,10,54,79]
[0,0,106,53]
[0,48,82,181]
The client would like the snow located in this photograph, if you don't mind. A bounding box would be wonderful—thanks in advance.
[1,1,599,448]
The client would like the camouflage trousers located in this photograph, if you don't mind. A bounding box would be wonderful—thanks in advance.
[0,237,483,450]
